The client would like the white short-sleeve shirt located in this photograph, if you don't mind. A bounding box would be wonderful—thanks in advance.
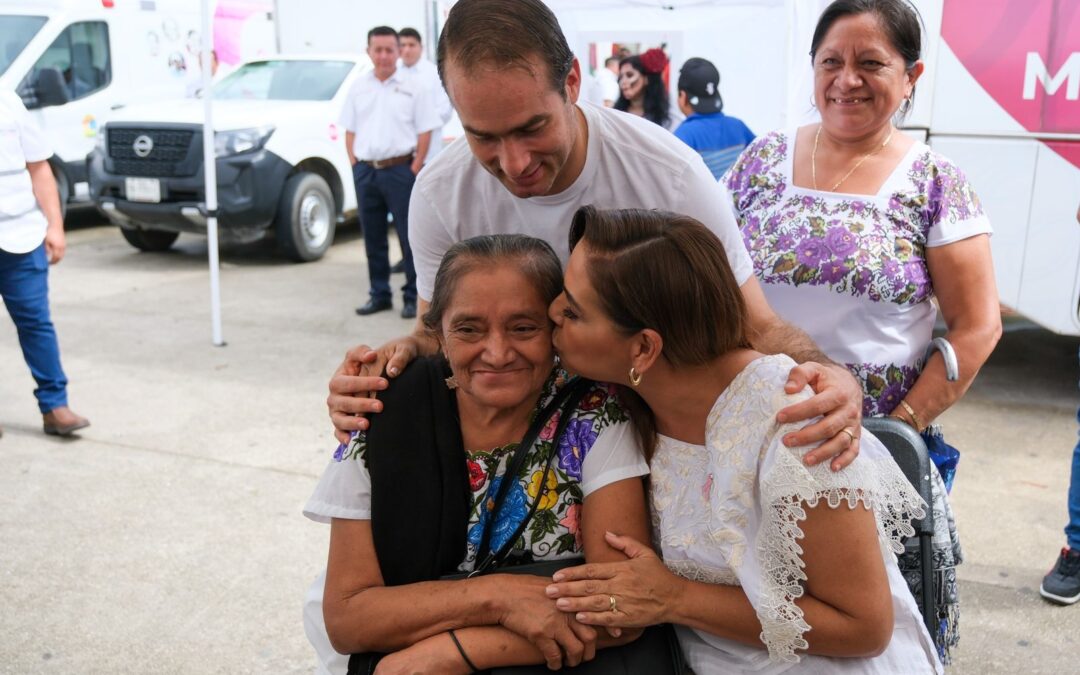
[407,102,753,301]
[0,91,52,254]
[338,68,441,162]
[399,58,453,160]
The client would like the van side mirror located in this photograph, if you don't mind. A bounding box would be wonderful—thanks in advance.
[30,68,71,108]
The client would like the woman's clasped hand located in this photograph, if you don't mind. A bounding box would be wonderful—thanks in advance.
[546,532,683,630]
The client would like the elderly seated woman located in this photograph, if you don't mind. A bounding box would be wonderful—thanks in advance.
[302,234,650,674]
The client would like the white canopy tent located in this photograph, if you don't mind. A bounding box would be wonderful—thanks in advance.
[544,0,836,134]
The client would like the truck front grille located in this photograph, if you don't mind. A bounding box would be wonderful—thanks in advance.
[107,127,197,178]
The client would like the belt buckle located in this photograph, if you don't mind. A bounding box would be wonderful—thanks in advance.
[371,158,387,169]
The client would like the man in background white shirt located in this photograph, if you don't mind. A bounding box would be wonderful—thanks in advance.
[184,49,220,99]
[340,26,440,319]
[0,92,89,437]
[596,56,620,107]
[398,28,454,161]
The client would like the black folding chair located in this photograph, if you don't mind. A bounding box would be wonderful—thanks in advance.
[862,416,937,639]
[861,336,960,642]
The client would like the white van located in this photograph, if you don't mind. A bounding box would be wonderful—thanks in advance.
[552,0,1079,336]
[0,0,274,213]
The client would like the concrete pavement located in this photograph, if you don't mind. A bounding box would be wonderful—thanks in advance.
[1,214,1078,673]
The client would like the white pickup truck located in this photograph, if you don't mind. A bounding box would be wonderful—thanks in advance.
[88,54,368,261]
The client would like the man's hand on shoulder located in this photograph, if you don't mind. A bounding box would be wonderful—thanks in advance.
[776,361,863,471]
[327,336,425,443]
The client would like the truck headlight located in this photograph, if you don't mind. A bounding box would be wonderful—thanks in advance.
[94,127,107,153]
[214,125,274,157]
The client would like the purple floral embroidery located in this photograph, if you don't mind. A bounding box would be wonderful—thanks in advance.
[846,362,921,416]
[558,418,598,481]
[912,151,984,225]
[796,239,828,266]
[852,268,872,296]
[825,226,858,257]
[732,131,984,309]
[336,431,363,462]
[819,259,851,284]
[880,382,905,412]
[904,261,928,285]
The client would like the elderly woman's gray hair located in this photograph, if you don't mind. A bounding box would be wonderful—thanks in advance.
[422,234,563,335]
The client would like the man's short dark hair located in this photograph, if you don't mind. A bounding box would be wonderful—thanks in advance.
[399,27,422,43]
[437,0,574,99]
[367,26,398,44]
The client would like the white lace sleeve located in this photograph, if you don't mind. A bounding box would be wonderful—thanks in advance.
[704,355,926,663]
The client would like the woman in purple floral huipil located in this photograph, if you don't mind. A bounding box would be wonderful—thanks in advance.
[724,0,1002,663]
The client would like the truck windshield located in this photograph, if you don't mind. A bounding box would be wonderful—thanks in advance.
[214,60,354,101]
[0,15,47,77]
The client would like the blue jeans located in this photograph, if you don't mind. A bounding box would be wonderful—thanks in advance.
[0,243,69,413]
[1067,348,1080,549]
[353,162,416,304]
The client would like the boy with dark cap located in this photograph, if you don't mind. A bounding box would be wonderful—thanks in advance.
[673,57,755,180]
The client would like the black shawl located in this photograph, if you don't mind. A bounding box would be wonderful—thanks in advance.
[364,356,470,585]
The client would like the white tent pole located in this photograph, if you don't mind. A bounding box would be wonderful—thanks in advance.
[201,0,224,346]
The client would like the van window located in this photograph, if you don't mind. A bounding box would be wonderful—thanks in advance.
[18,21,111,108]
[0,15,46,77]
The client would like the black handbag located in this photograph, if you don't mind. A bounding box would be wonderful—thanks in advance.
[457,559,687,675]
[349,376,685,675]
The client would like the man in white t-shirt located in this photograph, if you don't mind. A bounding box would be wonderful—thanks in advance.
[328,0,863,469]
[398,27,454,161]
[0,92,89,437]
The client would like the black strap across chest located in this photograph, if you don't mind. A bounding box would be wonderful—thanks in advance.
[471,376,591,576]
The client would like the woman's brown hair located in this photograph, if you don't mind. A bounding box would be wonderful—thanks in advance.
[568,205,751,457]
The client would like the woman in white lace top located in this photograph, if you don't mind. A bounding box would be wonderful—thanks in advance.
[545,206,942,673]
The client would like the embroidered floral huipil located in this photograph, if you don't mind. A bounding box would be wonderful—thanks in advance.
[725,130,991,416]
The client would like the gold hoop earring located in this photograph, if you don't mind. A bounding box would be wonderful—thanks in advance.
[628,367,643,387]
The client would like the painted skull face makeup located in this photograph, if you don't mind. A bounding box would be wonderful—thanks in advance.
[618,64,645,101]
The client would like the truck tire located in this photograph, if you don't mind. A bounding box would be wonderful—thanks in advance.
[275,172,335,262]
[120,228,180,252]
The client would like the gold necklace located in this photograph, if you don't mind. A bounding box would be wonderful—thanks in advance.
[812,125,895,192]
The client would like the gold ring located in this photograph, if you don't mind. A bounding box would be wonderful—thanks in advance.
[841,427,857,443]
[608,595,618,613]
